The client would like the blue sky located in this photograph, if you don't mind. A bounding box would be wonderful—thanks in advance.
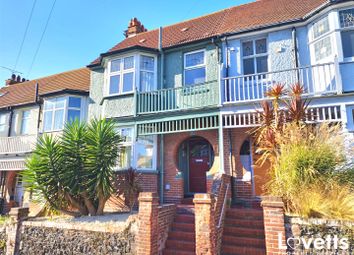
[0,0,252,86]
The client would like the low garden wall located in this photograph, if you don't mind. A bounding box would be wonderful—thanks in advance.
[286,216,354,254]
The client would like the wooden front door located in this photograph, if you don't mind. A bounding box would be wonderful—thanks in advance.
[188,139,211,193]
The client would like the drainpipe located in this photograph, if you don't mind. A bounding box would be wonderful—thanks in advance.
[228,129,235,200]
[7,107,13,137]
[292,27,300,84]
[35,83,41,131]
[158,27,164,204]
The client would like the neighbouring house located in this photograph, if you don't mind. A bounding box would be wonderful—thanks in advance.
[86,0,354,253]
[0,68,90,213]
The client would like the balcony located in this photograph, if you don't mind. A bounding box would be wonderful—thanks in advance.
[222,62,340,104]
[136,80,219,114]
[0,135,38,155]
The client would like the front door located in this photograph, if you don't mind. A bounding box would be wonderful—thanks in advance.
[188,139,211,193]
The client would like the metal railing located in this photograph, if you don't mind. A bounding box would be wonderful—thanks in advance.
[222,62,338,104]
[136,80,219,114]
[0,135,38,155]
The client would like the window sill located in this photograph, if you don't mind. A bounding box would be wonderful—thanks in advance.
[101,92,135,104]
[113,168,158,174]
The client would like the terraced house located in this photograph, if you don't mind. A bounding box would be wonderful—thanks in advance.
[87,0,354,253]
[0,68,90,213]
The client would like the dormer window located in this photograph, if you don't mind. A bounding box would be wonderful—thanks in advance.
[107,54,156,95]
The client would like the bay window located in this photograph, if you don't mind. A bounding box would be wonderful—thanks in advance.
[242,38,268,76]
[20,110,30,135]
[184,50,206,86]
[43,96,83,132]
[109,56,135,95]
[339,8,354,59]
[116,127,156,171]
[0,114,6,132]
[311,16,333,62]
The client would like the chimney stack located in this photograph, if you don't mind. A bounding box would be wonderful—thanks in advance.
[5,74,29,86]
[124,18,147,38]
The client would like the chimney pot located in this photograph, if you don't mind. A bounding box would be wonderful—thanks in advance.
[125,18,147,38]
[11,74,16,80]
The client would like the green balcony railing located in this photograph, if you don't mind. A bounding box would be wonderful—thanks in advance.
[137,80,219,114]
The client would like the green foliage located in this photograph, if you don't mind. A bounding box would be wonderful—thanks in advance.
[253,83,354,220]
[116,168,141,212]
[23,118,121,216]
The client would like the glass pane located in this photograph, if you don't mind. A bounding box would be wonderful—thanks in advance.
[140,56,154,71]
[120,128,133,142]
[0,114,6,125]
[67,109,81,123]
[123,72,134,92]
[109,75,120,94]
[136,143,153,169]
[43,111,53,131]
[21,119,29,135]
[22,110,30,119]
[185,51,205,67]
[140,71,154,92]
[44,100,54,110]
[339,8,354,28]
[55,97,65,109]
[68,97,81,108]
[314,36,332,61]
[53,109,64,130]
[124,56,134,70]
[110,59,121,72]
[341,30,354,58]
[256,56,268,73]
[242,41,254,56]
[256,39,267,54]
[185,67,206,86]
[243,58,255,75]
[118,146,131,169]
[313,17,330,39]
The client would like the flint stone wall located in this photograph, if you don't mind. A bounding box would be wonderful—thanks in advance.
[18,216,137,255]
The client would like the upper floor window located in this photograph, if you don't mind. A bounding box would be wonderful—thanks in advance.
[43,96,82,132]
[0,114,6,132]
[109,56,135,95]
[242,38,268,75]
[184,50,206,86]
[313,17,330,39]
[339,8,354,59]
[140,55,156,92]
[20,110,30,135]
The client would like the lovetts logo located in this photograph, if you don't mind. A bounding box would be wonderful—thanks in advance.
[278,232,350,251]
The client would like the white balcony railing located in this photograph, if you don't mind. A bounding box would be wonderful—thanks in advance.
[222,62,339,104]
[0,135,38,155]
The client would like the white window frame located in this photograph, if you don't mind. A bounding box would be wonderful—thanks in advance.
[43,95,84,132]
[0,113,6,132]
[20,110,31,135]
[338,7,354,62]
[139,54,158,92]
[115,126,157,171]
[183,49,207,86]
[107,55,136,96]
[241,38,269,76]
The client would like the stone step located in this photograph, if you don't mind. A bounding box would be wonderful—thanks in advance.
[175,214,195,224]
[172,222,195,232]
[176,205,195,215]
[168,230,195,242]
[226,208,264,220]
[165,239,195,252]
[223,226,265,238]
[163,249,195,255]
[222,235,265,248]
[221,244,266,255]
[224,218,264,228]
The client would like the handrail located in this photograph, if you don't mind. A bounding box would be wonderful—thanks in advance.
[218,183,229,229]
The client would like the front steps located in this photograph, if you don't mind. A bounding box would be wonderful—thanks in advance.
[221,200,266,255]
[163,203,195,255]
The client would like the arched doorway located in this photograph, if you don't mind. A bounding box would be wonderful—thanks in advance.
[240,140,252,182]
[178,136,214,195]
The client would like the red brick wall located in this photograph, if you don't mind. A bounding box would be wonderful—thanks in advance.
[157,204,176,254]
[163,130,219,203]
